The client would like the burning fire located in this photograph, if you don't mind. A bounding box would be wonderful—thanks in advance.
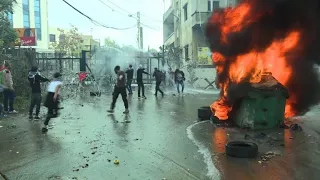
[207,0,304,120]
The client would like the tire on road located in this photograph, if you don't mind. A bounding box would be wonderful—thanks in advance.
[198,106,212,120]
[225,141,258,158]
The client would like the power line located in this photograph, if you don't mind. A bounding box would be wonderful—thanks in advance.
[98,0,162,24]
[141,22,160,31]
[105,0,132,14]
[62,0,136,30]
[96,0,115,11]
[140,13,162,23]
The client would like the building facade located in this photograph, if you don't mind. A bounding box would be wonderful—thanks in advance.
[8,0,49,51]
[48,27,100,55]
[163,0,237,66]
[163,0,237,87]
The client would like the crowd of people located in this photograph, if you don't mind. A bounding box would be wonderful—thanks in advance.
[0,61,62,133]
[107,64,186,114]
[0,62,185,133]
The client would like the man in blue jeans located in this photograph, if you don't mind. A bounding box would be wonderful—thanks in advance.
[174,69,185,94]
[2,62,17,113]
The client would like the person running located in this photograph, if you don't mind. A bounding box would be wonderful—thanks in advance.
[42,72,63,133]
[136,64,150,99]
[125,64,134,94]
[107,65,129,114]
[174,69,185,94]
[1,62,18,113]
[153,68,164,97]
[28,66,49,120]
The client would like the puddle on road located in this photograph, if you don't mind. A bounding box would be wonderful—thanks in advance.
[186,121,220,180]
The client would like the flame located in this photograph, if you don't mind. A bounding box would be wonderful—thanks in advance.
[209,1,300,120]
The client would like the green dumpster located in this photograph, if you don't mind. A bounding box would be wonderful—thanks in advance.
[231,87,288,130]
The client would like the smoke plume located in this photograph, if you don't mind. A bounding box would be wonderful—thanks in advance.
[205,0,320,115]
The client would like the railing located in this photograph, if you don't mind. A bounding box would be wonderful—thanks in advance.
[163,5,174,21]
[191,11,212,27]
[164,32,175,44]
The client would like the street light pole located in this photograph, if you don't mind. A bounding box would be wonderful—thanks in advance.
[137,11,141,50]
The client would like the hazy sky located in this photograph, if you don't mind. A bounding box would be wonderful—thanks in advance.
[48,0,171,50]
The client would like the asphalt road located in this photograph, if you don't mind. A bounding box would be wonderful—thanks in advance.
[1,88,319,180]
[0,90,219,180]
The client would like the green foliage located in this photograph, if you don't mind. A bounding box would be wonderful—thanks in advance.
[161,45,183,69]
[0,0,17,48]
[186,60,199,85]
[50,25,82,55]
[104,37,120,49]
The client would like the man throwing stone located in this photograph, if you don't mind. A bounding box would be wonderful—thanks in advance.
[108,65,129,114]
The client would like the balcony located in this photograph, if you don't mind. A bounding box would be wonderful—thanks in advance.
[163,5,174,22]
[191,11,212,28]
[164,32,175,46]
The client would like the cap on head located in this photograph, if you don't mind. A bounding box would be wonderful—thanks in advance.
[31,66,38,71]
[4,62,10,67]
[114,65,120,73]
[53,72,62,78]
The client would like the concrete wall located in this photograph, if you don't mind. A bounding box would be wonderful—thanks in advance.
[12,0,49,51]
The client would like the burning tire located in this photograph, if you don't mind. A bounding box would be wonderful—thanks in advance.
[225,141,258,158]
[197,106,212,120]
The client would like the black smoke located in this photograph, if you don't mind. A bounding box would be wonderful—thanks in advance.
[205,0,320,115]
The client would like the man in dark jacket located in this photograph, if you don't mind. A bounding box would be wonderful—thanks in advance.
[108,65,129,114]
[28,66,49,119]
[136,64,150,99]
[174,69,185,94]
[153,68,164,97]
[125,64,134,94]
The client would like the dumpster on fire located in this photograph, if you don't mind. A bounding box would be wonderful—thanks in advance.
[226,73,289,130]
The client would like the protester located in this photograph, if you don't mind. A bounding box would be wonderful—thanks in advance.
[168,67,175,87]
[1,62,17,113]
[174,69,185,94]
[153,68,164,97]
[42,72,63,133]
[136,64,150,99]
[28,66,49,120]
[107,65,129,114]
[125,64,134,94]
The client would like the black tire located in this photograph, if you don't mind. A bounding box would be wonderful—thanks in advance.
[198,106,212,120]
[225,141,258,158]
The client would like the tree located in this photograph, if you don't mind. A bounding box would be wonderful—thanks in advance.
[0,0,17,48]
[50,25,82,56]
[160,45,183,69]
[186,60,199,87]
[104,37,120,49]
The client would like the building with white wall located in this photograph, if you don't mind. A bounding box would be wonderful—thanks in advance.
[163,0,237,87]
[8,0,49,52]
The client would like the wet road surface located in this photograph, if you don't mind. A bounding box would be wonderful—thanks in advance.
[1,89,320,180]
[0,90,219,180]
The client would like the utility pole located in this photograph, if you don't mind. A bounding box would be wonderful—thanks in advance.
[137,11,141,50]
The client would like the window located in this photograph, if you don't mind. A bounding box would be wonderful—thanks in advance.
[49,34,56,42]
[7,13,13,27]
[212,1,220,11]
[183,4,188,21]
[184,45,189,61]
[208,1,211,11]
[23,0,30,28]
[34,0,41,40]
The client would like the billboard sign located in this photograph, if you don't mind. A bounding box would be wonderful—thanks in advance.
[197,47,212,65]
[15,28,36,46]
